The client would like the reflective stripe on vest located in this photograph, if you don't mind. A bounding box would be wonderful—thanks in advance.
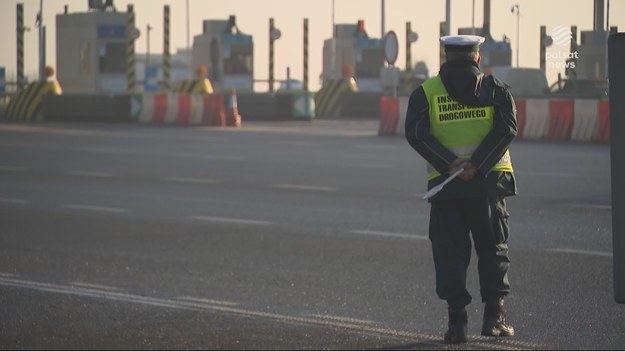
[421,76,513,181]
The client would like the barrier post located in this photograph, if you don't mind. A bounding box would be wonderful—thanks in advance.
[16,3,25,90]
[126,4,135,92]
[269,18,275,92]
[609,32,625,304]
[162,5,171,91]
[303,18,309,92]
[540,26,546,73]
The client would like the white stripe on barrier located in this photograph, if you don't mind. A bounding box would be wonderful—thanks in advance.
[190,95,203,125]
[524,99,549,140]
[139,94,156,123]
[572,99,598,142]
[380,97,607,144]
[164,94,178,123]
[397,97,409,136]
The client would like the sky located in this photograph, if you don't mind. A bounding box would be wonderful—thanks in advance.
[0,0,624,91]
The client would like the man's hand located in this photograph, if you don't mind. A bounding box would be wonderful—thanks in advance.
[458,162,477,181]
[448,158,478,181]
[448,158,466,174]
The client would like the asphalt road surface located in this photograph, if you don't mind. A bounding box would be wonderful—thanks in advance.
[0,120,622,350]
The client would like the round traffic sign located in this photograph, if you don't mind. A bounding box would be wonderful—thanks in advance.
[408,31,419,43]
[271,28,282,41]
[129,27,141,41]
[383,30,399,66]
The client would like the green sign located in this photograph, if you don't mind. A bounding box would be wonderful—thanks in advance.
[292,93,315,118]
[131,94,142,120]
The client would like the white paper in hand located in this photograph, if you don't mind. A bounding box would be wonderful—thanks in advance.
[422,167,464,200]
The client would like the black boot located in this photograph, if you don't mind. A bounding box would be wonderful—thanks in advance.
[481,297,514,337]
[444,307,468,344]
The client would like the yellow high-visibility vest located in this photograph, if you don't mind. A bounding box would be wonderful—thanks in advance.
[421,76,513,181]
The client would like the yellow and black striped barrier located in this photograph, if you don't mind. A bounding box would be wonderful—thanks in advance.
[303,18,309,92]
[314,78,358,117]
[4,81,63,121]
[174,79,214,94]
[16,3,25,88]
[162,5,171,91]
[126,4,135,92]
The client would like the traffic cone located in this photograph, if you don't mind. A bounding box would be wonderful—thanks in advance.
[226,88,242,127]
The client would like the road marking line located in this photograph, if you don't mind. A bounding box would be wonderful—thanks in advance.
[189,216,272,226]
[564,203,611,210]
[0,272,18,278]
[67,170,114,178]
[354,144,397,150]
[177,296,240,307]
[0,197,31,205]
[0,166,27,172]
[306,314,376,325]
[82,147,125,154]
[274,141,313,146]
[345,163,394,169]
[62,204,129,214]
[349,230,428,241]
[203,155,245,161]
[165,177,221,185]
[0,276,544,350]
[273,184,338,192]
[548,248,612,257]
[516,171,586,178]
[70,282,123,292]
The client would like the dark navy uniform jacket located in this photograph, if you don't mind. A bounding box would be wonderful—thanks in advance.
[405,59,518,201]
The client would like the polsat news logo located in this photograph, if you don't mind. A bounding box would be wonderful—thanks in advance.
[544,25,578,70]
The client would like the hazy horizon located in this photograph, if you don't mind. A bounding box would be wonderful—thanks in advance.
[1,0,623,91]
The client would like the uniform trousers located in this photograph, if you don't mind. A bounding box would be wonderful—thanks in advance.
[429,196,511,309]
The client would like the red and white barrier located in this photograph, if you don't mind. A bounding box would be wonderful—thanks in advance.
[382,97,609,143]
[140,93,233,127]
[378,96,399,136]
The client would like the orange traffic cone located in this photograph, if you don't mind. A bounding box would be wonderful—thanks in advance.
[226,88,242,127]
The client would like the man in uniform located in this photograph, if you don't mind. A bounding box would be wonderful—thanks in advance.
[404,35,517,344]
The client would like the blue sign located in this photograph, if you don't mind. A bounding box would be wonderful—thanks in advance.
[224,33,253,44]
[0,67,5,93]
[355,37,382,48]
[144,65,159,92]
[98,25,126,38]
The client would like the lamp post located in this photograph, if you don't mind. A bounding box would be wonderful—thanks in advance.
[38,0,44,80]
[511,4,520,67]
[146,24,152,67]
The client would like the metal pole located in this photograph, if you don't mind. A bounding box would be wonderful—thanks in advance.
[381,0,385,38]
[406,22,412,72]
[608,32,625,304]
[127,4,136,92]
[186,0,190,52]
[540,25,546,73]
[440,22,446,68]
[606,0,610,81]
[331,0,336,81]
[516,7,520,67]
[472,0,475,34]
[42,26,46,78]
[303,18,309,92]
[16,3,24,89]
[38,0,43,80]
[445,0,451,36]
[332,0,335,37]
[147,24,151,67]
[163,5,171,91]
[269,18,275,92]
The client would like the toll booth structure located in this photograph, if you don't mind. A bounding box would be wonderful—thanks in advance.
[322,20,385,92]
[193,16,254,93]
[56,8,130,94]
